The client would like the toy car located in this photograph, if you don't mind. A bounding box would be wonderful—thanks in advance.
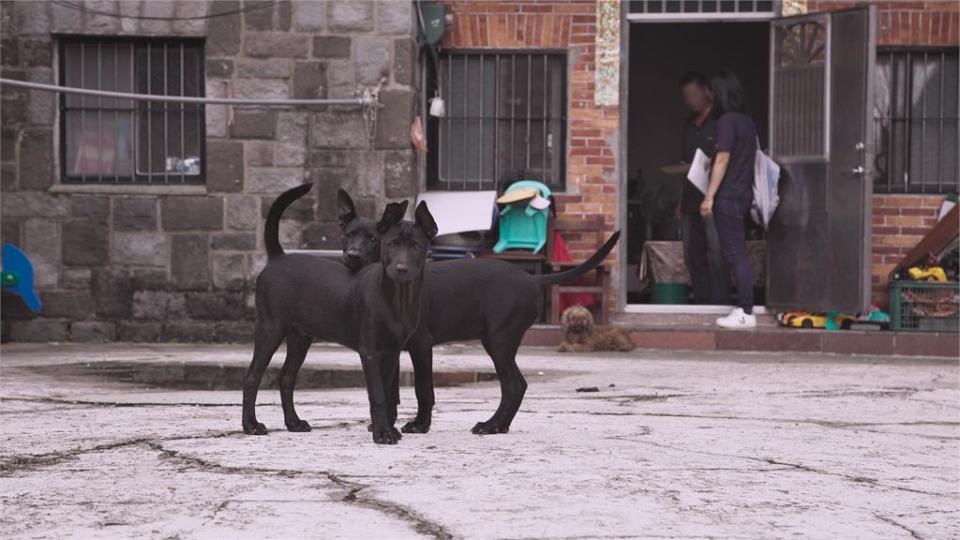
[778,311,854,330]
[779,311,826,329]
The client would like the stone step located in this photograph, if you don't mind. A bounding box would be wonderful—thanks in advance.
[522,324,958,358]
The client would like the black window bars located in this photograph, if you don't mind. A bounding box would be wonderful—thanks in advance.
[428,50,567,192]
[60,38,205,185]
[874,47,959,194]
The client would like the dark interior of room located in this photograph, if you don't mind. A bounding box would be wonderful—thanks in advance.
[626,21,770,302]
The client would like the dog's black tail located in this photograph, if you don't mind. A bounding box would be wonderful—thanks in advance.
[534,230,621,287]
[265,183,313,260]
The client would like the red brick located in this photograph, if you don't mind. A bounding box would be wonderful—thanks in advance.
[822,333,896,356]
[630,331,716,351]
[894,333,960,357]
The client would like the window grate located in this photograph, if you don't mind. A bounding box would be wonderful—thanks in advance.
[874,47,959,194]
[60,38,205,185]
[628,0,776,15]
[427,51,567,192]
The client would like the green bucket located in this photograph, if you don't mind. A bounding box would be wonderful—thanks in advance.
[651,283,689,304]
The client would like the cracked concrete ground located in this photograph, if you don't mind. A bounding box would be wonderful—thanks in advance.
[1,343,957,539]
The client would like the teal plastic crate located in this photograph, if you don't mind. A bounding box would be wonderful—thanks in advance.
[889,281,960,332]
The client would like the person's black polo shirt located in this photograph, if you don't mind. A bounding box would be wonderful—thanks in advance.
[680,113,717,215]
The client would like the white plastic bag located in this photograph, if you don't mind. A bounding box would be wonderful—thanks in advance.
[751,140,781,229]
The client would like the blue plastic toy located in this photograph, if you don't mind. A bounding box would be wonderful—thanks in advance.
[1,244,42,312]
[493,180,552,254]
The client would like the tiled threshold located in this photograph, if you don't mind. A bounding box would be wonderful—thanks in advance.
[521,323,959,358]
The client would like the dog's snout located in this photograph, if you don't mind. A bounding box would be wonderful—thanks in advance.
[346,249,362,258]
[394,262,409,274]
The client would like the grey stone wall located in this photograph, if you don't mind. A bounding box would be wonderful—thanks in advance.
[0,0,419,342]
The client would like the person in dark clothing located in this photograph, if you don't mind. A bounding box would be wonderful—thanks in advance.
[700,70,758,329]
[677,71,730,305]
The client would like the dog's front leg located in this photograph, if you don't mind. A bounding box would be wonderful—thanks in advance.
[381,352,402,440]
[359,350,400,445]
[402,343,434,434]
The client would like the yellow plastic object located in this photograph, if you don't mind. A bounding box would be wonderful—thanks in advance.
[779,311,828,329]
[907,266,947,282]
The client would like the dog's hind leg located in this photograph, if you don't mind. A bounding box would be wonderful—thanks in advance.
[472,336,527,435]
[242,321,285,435]
[401,343,434,434]
[280,328,313,432]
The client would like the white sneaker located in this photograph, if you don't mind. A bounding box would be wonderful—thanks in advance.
[717,308,757,329]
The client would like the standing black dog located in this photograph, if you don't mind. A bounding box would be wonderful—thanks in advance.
[266,187,620,436]
[243,184,438,444]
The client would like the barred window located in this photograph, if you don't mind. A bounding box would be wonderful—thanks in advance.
[60,39,205,185]
[874,47,959,194]
[628,0,775,15]
[427,51,567,191]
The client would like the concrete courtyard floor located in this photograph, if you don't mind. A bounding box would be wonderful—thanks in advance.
[0,343,957,539]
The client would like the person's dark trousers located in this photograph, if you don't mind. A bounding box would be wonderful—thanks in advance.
[713,198,755,313]
[681,213,731,304]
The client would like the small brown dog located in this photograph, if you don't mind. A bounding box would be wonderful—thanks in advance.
[558,305,635,352]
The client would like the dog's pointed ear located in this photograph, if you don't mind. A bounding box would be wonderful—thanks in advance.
[397,199,409,217]
[377,201,406,234]
[337,189,356,229]
[414,201,438,240]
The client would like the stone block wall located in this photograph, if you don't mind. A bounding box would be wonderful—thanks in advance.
[0,0,418,342]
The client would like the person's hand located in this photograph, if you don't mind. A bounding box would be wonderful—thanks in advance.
[700,197,713,218]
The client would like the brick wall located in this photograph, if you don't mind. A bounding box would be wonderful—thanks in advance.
[871,195,947,308]
[438,0,621,313]
[808,0,959,45]
[0,0,418,342]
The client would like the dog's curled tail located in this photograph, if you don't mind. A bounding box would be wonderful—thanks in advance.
[265,183,313,260]
[535,230,621,287]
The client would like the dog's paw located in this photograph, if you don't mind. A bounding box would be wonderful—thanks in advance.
[367,422,374,432]
[243,422,268,435]
[372,427,401,445]
[285,419,312,432]
[401,419,431,434]
[471,421,508,435]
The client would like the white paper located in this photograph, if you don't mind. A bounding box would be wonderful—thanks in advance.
[416,190,497,236]
[686,148,711,195]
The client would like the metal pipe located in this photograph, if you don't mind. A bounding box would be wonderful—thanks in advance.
[0,78,376,106]
[97,42,103,183]
[80,43,86,184]
[180,43,185,185]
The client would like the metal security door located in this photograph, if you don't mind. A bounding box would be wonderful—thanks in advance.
[766,7,876,311]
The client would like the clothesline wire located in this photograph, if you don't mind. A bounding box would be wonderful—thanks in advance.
[0,78,377,107]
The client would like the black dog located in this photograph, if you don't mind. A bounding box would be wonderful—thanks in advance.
[243,184,438,444]
[337,190,380,272]
[399,235,619,435]
[268,187,620,435]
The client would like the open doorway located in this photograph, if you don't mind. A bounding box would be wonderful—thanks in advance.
[626,22,770,307]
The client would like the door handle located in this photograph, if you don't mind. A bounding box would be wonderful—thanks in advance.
[850,166,865,176]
